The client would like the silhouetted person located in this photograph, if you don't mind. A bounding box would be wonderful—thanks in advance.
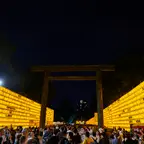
[47,129,59,144]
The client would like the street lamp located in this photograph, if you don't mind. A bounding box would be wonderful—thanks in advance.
[0,80,3,86]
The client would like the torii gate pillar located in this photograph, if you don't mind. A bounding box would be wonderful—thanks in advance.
[96,70,104,128]
[32,65,114,128]
[40,72,49,128]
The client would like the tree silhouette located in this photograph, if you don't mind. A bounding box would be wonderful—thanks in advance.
[103,53,144,107]
[0,33,16,65]
[0,33,19,90]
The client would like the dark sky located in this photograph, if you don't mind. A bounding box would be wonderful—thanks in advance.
[0,1,144,119]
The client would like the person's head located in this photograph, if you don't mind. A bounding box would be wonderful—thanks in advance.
[29,132,35,138]
[93,132,96,137]
[68,132,73,140]
[53,129,59,136]
[16,129,20,133]
[27,138,37,144]
[60,126,65,132]
[22,129,28,137]
[116,133,119,138]
[141,135,144,141]
[62,129,67,136]
[17,134,22,141]
[126,134,131,140]
[0,129,4,135]
[34,133,38,138]
[96,131,99,135]
[136,134,139,140]
[73,128,78,134]
[19,136,26,144]
[110,134,114,139]
[68,126,71,130]
[85,132,90,138]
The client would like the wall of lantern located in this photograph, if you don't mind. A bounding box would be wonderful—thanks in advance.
[0,86,54,128]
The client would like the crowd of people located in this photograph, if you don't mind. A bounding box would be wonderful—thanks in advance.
[0,125,144,144]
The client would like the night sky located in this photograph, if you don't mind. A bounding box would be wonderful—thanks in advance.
[0,1,144,120]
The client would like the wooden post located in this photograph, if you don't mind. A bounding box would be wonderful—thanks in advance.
[96,70,104,128]
[40,72,49,128]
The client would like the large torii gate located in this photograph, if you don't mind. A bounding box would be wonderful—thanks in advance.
[32,65,114,128]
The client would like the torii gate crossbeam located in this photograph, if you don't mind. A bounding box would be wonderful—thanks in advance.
[32,65,114,128]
